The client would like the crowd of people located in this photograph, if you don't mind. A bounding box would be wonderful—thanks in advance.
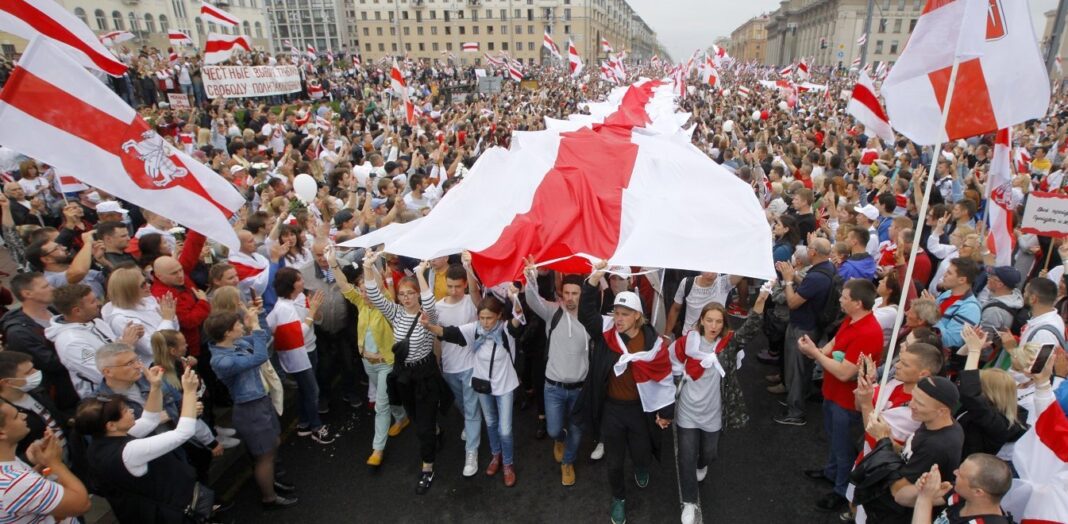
[0,42,1066,524]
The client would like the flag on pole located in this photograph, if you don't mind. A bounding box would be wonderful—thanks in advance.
[353,54,361,67]
[0,0,127,76]
[985,129,1015,266]
[1002,400,1068,524]
[882,0,1051,145]
[484,53,503,67]
[737,86,751,97]
[601,37,613,54]
[390,59,407,96]
[462,42,479,52]
[568,39,583,78]
[857,33,867,46]
[203,34,251,64]
[851,56,861,69]
[778,64,793,77]
[168,31,193,47]
[508,60,524,82]
[847,70,895,145]
[98,31,134,47]
[200,2,239,28]
[52,171,87,193]
[543,31,561,60]
[796,58,810,81]
[0,38,246,249]
[306,44,316,60]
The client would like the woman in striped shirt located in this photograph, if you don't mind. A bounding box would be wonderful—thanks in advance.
[362,251,452,495]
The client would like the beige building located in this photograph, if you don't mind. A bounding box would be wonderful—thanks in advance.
[1041,9,1067,71]
[266,0,353,56]
[0,0,272,58]
[729,14,767,64]
[764,0,923,68]
[347,0,661,66]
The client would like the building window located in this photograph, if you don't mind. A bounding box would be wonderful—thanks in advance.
[432,42,439,51]
[444,10,450,22]
[457,10,463,19]
[419,42,425,51]
[514,9,520,17]
[486,9,492,19]
[445,26,451,35]
[459,26,465,34]
[388,11,394,21]
[74,8,88,26]
[526,9,532,21]
[500,9,506,20]
[159,14,168,33]
[890,40,898,54]
[501,25,507,34]
[875,40,883,54]
[361,12,367,20]
[446,42,453,50]
[403,26,410,35]
[144,14,156,33]
[243,20,251,35]
[878,18,887,32]
[417,26,423,35]
[405,43,411,51]
[514,24,520,33]
[402,11,408,20]
[376,27,383,35]
[564,24,570,33]
[527,42,534,51]
[378,43,385,51]
[375,11,381,20]
[473,25,478,34]
[527,25,533,34]
[488,25,493,34]
[390,27,395,35]
[94,9,107,30]
[488,42,494,50]
[128,12,138,33]
[112,11,124,30]
[564,8,570,21]
[416,10,422,22]
[893,18,902,33]
[431,26,437,35]
[909,18,917,32]
[392,43,398,51]
[472,9,478,21]
[195,17,203,36]
[430,10,436,19]
[364,27,370,36]
[502,42,508,50]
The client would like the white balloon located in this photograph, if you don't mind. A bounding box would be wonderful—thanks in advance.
[752,110,762,121]
[778,101,789,111]
[293,173,318,203]
[723,120,734,133]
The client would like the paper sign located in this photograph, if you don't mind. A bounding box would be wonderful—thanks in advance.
[167,93,191,110]
[1021,191,1068,238]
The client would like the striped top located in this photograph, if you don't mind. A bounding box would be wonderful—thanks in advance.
[0,460,70,524]
[365,280,438,363]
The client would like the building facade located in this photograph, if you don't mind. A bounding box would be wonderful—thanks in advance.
[729,14,767,64]
[0,0,272,58]
[345,0,660,66]
[764,0,923,68]
[265,0,352,56]
[1041,9,1067,73]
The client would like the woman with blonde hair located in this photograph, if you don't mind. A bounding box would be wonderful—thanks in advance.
[959,325,1029,457]
[101,267,178,365]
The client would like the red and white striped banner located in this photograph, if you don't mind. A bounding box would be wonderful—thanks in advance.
[0,0,127,76]
[200,2,239,27]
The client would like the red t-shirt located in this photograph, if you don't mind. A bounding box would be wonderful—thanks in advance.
[823,312,884,411]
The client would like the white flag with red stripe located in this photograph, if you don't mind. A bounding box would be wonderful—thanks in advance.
[0,0,127,76]
[305,44,316,60]
[390,59,407,96]
[568,39,584,78]
[462,42,479,52]
[507,60,524,82]
[857,33,867,46]
[200,1,239,28]
[796,58,810,81]
[985,129,1015,266]
[203,33,251,64]
[778,64,793,78]
[99,31,134,47]
[847,70,895,145]
[543,31,561,61]
[1002,399,1068,524]
[168,31,193,47]
[883,0,1050,145]
[52,170,87,193]
[357,80,775,286]
[228,250,270,299]
[0,38,245,249]
[737,86,751,97]
[601,37,613,54]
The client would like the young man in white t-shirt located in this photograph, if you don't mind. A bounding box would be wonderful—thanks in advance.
[0,400,90,523]
[433,254,482,477]
[260,113,287,155]
[665,272,742,336]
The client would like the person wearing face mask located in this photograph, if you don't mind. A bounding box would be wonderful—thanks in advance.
[0,352,75,467]
[669,288,769,524]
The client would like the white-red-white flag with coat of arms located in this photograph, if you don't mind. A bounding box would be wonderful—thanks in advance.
[986,128,1015,265]
[0,38,245,249]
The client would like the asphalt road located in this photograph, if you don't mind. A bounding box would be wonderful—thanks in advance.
[226,321,848,524]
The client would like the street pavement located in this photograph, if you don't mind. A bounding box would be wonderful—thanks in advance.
[226,320,849,524]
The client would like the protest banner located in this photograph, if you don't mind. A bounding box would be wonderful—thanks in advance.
[167,93,191,110]
[1021,191,1068,238]
[202,65,302,99]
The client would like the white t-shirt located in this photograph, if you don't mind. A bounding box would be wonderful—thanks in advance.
[674,276,735,334]
[0,459,73,524]
[435,296,478,374]
[261,123,287,154]
[18,177,49,198]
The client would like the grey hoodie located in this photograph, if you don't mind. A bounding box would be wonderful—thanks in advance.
[980,289,1024,332]
[43,316,110,399]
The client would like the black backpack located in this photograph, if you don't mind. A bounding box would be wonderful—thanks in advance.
[810,264,845,336]
[981,302,1030,336]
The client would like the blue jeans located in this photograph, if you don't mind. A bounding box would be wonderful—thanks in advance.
[479,389,514,465]
[544,382,582,464]
[443,368,482,453]
[822,400,861,497]
[363,360,405,451]
[293,350,322,430]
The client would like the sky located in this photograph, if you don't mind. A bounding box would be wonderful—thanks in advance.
[627,0,1061,62]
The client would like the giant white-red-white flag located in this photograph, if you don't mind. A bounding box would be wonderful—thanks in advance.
[986,129,1015,266]
[203,33,251,64]
[543,31,561,61]
[0,0,127,76]
[568,39,584,78]
[1002,398,1068,524]
[200,1,239,27]
[847,70,895,145]
[0,38,246,249]
[359,80,775,287]
[882,0,1050,145]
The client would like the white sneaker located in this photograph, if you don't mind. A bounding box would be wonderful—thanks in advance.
[215,426,237,438]
[218,435,241,449]
[462,451,478,477]
[681,503,697,524]
[590,442,605,461]
[696,466,708,482]
[461,429,467,442]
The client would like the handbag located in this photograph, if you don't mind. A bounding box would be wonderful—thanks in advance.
[386,317,419,406]
[183,482,215,524]
[390,315,419,365]
[471,336,511,394]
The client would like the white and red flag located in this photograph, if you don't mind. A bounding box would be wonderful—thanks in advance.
[52,171,87,194]
[390,59,407,96]
[200,1,238,27]
[168,31,193,47]
[1015,146,1032,175]
[601,37,613,54]
[462,42,479,52]
[847,70,894,145]
[305,44,316,60]
[605,322,674,412]
[228,250,270,299]
[0,38,246,249]
[168,47,179,64]
[778,64,793,77]
[0,0,127,76]
[796,58,810,81]
[1002,399,1068,524]
[543,31,561,60]
[507,60,524,82]
[857,33,867,46]
[99,31,134,47]
[851,56,861,69]
[352,54,361,67]
[737,86,751,97]
[985,129,1015,265]
[568,39,584,78]
[600,61,617,84]
[203,33,251,64]
[882,0,1050,145]
[484,53,503,67]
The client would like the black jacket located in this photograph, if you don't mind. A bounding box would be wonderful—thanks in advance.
[0,308,79,412]
[956,369,1028,457]
[573,281,674,460]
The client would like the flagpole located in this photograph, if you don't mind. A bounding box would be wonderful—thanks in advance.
[873,58,962,418]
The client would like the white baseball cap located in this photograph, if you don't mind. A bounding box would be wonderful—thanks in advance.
[96,201,128,215]
[854,203,879,221]
[613,291,643,313]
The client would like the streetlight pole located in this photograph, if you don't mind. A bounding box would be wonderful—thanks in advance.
[1047,0,1068,74]
[860,0,874,68]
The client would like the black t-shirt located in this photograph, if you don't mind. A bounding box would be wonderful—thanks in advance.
[934,492,1013,524]
[900,423,965,483]
[792,211,817,240]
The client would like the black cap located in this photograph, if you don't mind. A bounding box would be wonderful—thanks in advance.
[333,209,355,227]
[916,376,959,409]
[384,161,399,174]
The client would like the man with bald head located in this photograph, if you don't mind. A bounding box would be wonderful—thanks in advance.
[150,229,211,359]
[773,236,836,427]
[4,181,48,226]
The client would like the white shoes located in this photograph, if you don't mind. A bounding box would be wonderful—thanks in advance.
[590,442,605,461]
[696,466,708,482]
[215,426,237,438]
[462,451,478,477]
[461,429,467,442]
[681,503,697,524]
[218,435,241,449]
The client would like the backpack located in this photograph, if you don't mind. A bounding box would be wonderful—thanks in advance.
[981,302,1030,336]
[671,277,698,337]
[810,264,845,335]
